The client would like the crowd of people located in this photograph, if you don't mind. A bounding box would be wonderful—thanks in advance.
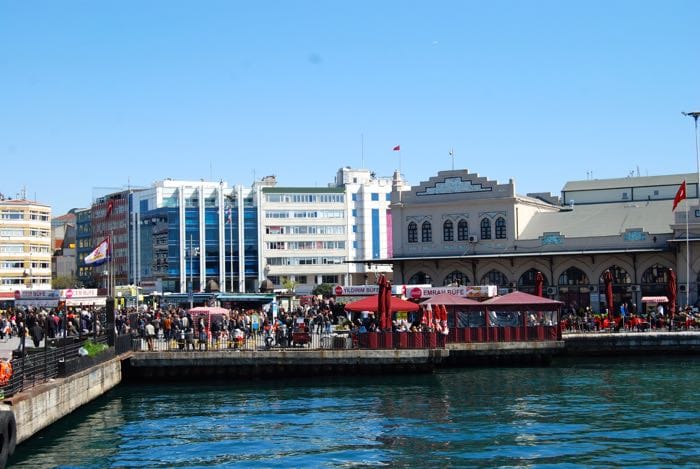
[0,306,104,352]
[560,303,700,333]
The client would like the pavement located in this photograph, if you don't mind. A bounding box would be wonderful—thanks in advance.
[0,336,47,361]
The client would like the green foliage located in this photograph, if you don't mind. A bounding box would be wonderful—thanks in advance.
[82,340,108,357]
[52,275,82,289]
[281,276,297,292]
[312,283,333,298]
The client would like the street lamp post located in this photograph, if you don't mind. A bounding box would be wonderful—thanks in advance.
[682,111,700,307]
[682,112,700,203]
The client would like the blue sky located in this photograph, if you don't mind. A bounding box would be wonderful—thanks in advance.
[1,1,699,215]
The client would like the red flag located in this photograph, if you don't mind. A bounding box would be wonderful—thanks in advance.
[673,180,686,211]
[393,145,400,151]
[105,200,114,219]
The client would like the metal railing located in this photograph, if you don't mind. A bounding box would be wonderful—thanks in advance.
[128,330,450,352]
[1,335,112,399]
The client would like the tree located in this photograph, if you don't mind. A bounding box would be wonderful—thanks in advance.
[281,277,297,293]
[52,275,82,289]
[312,283,333,298]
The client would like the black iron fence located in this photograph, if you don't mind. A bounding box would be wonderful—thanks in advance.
[1,335,112,399]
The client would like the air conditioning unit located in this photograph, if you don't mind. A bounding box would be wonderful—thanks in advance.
[468,235,478,243]
[629,285,640,292]
[546,286,557,295]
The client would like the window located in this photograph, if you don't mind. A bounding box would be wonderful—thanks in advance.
[443,271,469,286]
[495,217,506,239]
[421,221,432,242]
[443,220,454,241]
[322,275,339,284]
[480,270,508,286]
[1,211,23,220]
[386,193,391,201]
[480,218,491,240]
[408,272,432,284]
[622,192,629,200]
[371,193,379,201]
[352,209,357,217]
[457,219,469,241]
[352,194,357,201]
[408,222,418,243]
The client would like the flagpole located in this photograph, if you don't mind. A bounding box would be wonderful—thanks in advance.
[687,200,690,308]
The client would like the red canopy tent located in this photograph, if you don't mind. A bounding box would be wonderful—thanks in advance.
[344,295,420,313]
[419,293,482,307]
[482,291,563,310]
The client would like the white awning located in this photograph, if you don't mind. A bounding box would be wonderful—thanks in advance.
[66,297,107,306]
[641,296,668,303]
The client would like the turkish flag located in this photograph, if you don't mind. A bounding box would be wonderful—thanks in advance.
[393,145,400,151]
[673,180,686,211]
[106,199,114,219]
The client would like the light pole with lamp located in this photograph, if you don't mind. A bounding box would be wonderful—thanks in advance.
[682,111,700,307]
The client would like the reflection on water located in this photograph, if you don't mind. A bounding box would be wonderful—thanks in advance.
[10,357,700,468]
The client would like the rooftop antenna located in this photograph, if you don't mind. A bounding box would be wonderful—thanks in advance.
[449,148,454,170]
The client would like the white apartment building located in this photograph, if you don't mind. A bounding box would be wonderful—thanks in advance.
[0,198,52,294]
[257,168,400,293]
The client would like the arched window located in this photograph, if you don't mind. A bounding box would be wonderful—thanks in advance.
[480,269,508,286]
[641,264,669,284]
[422,221,432,242]
[641,264,670,297]
[457,219,469,241]
[408,272,432,284]
[480,218,491,240]
[443,271,470,286]
[600,265,632,284]
[443,220,454,242]
[558,267,589,286]
[407,222,418,243]
[518,269,547,289]
[495,217,506,239]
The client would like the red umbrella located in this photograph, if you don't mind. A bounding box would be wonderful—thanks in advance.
[603,270,614,320]
[667,268,677,316]
[344,295,420,313]
[377,275,387,329]
[383,277,392,330]
[535,272,544,297]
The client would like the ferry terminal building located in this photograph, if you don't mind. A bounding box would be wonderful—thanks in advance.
[376,170,699,315]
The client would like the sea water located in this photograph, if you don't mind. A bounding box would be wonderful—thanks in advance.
[9,356,700,468]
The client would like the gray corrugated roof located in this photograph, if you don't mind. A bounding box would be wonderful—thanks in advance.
[562,173,696,192]
[519,199,674,238]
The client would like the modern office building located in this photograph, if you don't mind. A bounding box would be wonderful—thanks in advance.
[385,169,696,313]
[131,179,259,294]
[0,197,52,294]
